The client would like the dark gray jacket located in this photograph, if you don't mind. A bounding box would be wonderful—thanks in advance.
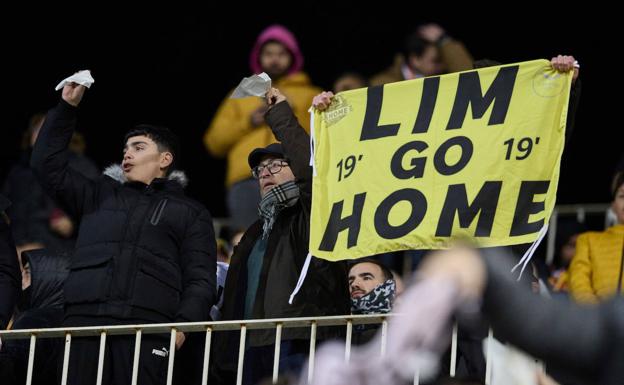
[483,251,624,385]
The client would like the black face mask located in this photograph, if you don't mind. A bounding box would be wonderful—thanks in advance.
[16,286,32,313]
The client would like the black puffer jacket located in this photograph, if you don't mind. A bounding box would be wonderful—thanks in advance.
[0,194,20,329]
[0,249,68,385]
[31,100,217,324]
[19,248,69,312]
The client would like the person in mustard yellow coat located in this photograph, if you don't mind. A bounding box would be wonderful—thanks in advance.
[204,25,321,231]
[570,173,624,302]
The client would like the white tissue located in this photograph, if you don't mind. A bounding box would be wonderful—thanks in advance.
[55,70,95,91]
[230,72,271,99]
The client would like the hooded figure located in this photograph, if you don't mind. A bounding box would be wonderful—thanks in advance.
[0,249,68,385]
[204,24,321,230]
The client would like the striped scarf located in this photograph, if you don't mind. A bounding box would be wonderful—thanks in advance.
[258,180,300,239]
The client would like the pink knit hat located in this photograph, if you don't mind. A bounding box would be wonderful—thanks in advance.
[249,24,304,75]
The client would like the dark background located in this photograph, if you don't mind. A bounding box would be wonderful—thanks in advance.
[3,8,619,217]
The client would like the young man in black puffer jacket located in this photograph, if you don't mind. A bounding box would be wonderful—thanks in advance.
[31,78,217,385]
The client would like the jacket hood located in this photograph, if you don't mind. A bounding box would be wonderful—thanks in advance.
[22,249,69,309]
[103,164,188,188]
[249,24,304,75]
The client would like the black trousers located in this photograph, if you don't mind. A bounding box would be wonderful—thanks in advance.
[66,334,169,385]
[242,340,308,385]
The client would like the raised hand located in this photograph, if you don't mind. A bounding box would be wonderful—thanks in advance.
[551,54,579,84]
[62,82,87,107]
[266,87,287,108]
[312,91,334,111]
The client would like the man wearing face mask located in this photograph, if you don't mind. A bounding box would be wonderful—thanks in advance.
[348,260,396,315]
[348,260,396,345]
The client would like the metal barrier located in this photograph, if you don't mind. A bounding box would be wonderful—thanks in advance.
[6,203,607,384]
[1,315,385,385]
[545,203,610,265]
[0,314,482,385]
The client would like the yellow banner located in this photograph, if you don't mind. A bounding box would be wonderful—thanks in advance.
[310,59,571,261]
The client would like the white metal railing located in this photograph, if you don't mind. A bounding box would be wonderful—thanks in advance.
[0,314,486,385]
[7,204,603,384]
[545,203,611,265]
[0,315,384,385]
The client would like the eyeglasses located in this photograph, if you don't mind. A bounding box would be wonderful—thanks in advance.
[252,159,289,179]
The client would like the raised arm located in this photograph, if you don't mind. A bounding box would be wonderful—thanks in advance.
[30,82,97,218]
[264,88,312,204]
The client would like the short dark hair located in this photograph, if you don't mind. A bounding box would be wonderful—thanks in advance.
[472,59,502,69]
[349,258,394,281]
[403,31,432,61]
[124,124,181,173]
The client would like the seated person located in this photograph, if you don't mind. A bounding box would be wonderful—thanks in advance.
[569,172,624,303]
[348,259,396,345]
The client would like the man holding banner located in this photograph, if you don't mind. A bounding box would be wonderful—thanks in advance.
[216,88,350,384]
